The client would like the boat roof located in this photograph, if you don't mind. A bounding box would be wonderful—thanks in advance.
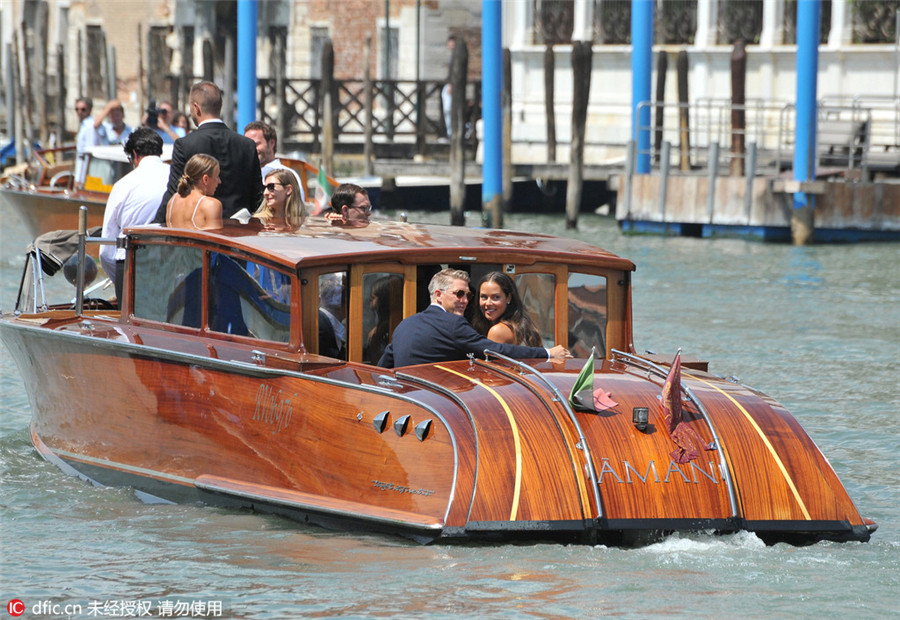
[127,219,636,272]
[86,143,174,162]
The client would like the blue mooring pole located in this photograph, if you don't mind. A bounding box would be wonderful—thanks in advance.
[792,0,820,244]
[631,0,654,174]
[237,0,258,131]
[482,0,503,227]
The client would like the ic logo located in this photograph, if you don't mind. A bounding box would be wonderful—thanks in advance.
[7,600,25,617]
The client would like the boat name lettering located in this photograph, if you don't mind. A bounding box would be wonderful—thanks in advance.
[597,459,721,484]
[253,384,295,434]
[372,480,435,496]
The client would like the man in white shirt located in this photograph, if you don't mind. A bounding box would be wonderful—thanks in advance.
[243,121,306,202]
[100,128,170,301]
[74,97,100,187]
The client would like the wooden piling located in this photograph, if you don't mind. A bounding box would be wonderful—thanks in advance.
[5,43,15,147]
[274,29,287,150]
[17,22,34,159]
[544,44,556,163]
[33,2,49,146]
[202,39,214,82]
[730,41,746,176]
[137,25,145,117]
[56,44,66,141]
[364,36,374,177]
[654,51,667,165]
[566,40,592,230]
[677,50,691,171]
[449,36,468,227]
[321,39,335,176]
[10,38,24,164]
[107,45,117,100]
[500,47,512,225]
[222,33,235,127]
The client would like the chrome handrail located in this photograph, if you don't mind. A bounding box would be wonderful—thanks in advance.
[481,349,604,520]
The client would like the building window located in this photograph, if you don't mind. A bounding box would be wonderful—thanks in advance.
[133,244,203,328]
[380,25,398,79]
[717,0,764,44]
[85,25,106,98]
[534,0,575,45]
[851,0,899,43]
[311,26,328,79]
[594,0,631,45]
[658,1,697,45]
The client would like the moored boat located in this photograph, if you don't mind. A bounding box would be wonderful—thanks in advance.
[0,145,332,239]
[0,213,876,546]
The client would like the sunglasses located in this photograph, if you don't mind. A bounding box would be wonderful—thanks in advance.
[446,289,471,300]
[75,106,88,112]
[264,182,285,192]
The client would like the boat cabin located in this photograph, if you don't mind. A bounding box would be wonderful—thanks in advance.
[117,218,635,367]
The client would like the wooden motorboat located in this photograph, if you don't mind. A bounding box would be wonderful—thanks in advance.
[0,213,876,546]
[0,145,112,238]
[0,147,334,239]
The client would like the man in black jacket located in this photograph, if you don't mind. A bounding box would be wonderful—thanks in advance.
[155,81,263,222]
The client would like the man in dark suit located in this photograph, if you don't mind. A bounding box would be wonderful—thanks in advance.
[377,269,571,368]
[154,81,263,222]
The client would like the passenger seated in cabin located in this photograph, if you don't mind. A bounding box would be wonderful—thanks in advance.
[253,169,304,230]
[325,183,371,227]
[377,269,571,368]
[318,273,346,358]
[165,153,223,230]
[470,271,543,347]
[365,274,403,364]
[244,121,306,202]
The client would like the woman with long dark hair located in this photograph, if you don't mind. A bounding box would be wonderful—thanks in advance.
[471,271,542,346]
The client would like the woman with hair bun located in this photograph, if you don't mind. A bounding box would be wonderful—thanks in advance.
[165,153,223,229]
[471,271,543,346]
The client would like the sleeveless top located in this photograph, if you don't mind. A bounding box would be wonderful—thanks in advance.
[167,194,206,229]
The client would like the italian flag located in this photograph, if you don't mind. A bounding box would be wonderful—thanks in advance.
[313,160,331,215]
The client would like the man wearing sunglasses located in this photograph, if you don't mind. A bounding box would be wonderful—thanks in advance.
[74,97,99,188]
[327,183,372,226]
[378,269,571,368]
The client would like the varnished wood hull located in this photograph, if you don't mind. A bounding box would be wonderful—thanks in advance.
[0,314,871,545]
[0,187,106,239]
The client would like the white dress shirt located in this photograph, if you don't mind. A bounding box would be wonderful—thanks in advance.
[74,117,100,186]
[99,156,171,281]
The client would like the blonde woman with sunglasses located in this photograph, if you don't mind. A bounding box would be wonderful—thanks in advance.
[253,169,304,230]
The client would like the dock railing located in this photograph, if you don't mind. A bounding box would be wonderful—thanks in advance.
[633,98,899,179]
[623,97,900,223]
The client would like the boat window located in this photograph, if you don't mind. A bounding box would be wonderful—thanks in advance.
[133,244,203,327]
[515,273,557,347]
[84,157,130,192]
[362,272,404,364]
[207,252,292,343]
[318,272,347,359]
[568,272,608,358]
